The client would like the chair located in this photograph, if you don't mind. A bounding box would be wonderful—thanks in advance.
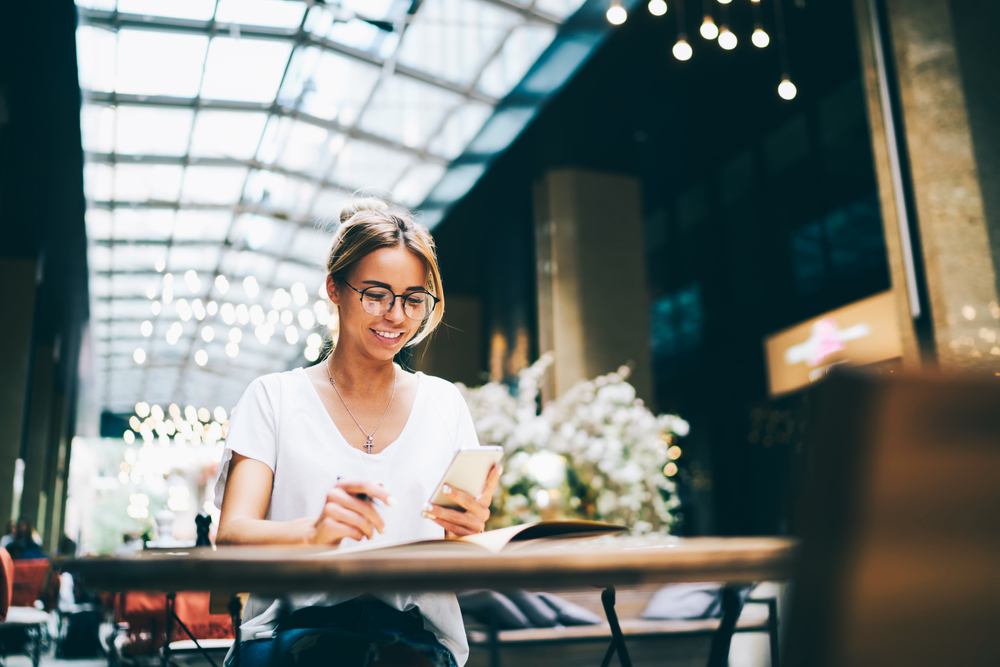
[0,550,50,667]
[784,369,1000,667]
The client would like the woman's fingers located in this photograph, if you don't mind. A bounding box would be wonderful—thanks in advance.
[313,517,364,544]
[438,484,490,520]
[478,464,502,505]
[435,517,477,537]
[326,488,385,534]
[426,503,485,532]
[322,501,378,539]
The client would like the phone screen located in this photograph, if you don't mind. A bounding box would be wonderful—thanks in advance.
[427,446,503,510]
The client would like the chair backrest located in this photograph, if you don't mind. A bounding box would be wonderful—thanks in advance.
[784,369,1000,667]
[11,558,51,608]
[0,547,13,621]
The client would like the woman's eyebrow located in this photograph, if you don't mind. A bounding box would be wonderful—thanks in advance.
[361,280,426,291]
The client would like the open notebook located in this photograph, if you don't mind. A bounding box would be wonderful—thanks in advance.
[333,520,626,556]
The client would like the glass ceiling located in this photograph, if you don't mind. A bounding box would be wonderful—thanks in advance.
[76,0,588,418]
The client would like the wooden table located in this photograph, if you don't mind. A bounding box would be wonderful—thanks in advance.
[61,535,797,666]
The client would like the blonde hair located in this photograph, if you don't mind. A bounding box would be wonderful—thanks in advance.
[326,197,444,347]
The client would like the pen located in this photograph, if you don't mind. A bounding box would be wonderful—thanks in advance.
[336,476,383,505]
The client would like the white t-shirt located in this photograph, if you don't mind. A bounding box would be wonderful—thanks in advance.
[212,366,479,665]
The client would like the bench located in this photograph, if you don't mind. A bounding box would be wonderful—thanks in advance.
[465,584,779,667]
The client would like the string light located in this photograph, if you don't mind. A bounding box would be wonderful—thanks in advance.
[140,320,153,337]
[752,26,770,48]
[672,37,693,61]
[133,348,146,365]
[194,349,208,366]
[778,76,797,100]
[718,26,737,50]
[648,0,668,16]
[699,15,719,39]
[606,0,627,25]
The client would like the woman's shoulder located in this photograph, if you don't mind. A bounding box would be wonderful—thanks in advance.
[413,370,464,397]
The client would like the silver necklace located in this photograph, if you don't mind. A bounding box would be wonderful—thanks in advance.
[326,359,397,454]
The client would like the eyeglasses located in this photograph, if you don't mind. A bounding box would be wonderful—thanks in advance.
[342,281,440,321]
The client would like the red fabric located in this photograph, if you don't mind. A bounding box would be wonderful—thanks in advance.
[11,558,50,608]
[0,547,13,621]
[115,591,233,656]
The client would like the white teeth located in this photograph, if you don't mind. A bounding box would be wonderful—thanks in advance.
[373,330,402,339]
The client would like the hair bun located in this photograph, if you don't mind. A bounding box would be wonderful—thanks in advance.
[339,197,389,224]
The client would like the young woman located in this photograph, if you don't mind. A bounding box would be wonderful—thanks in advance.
[214,198,500,666]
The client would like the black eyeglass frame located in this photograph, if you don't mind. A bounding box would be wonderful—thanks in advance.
[341,280,441,320]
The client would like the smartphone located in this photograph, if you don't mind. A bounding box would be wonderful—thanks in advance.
[427,446,503,510]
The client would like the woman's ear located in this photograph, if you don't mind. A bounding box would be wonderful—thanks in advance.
[326,274,340,305]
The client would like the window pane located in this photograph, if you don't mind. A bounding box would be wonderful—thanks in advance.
[243,170,315,220]
[168,245,221,273]
[309,188,350,222]
[279,47,379,125]
[359,75,463,149]
[84,163,114,201]
[189,110,268,160]
[392,163,445,207]
[200,36,293,103]
[397,0,520,86]
[328,140,412,193]
[77,26,116,93]
[427,102,492,159]
[229,213,295,254]
[81,104,115,153]
[305,7,399,59]
[116,0,216,20]
[86,209,114,241]
[113,209,175,241]
[174,210,232,241]
[115,29,208,98]
[477,23,556,99]
[215,0,306,28]
[181,166,249,205]
[113,244,168,271]
[288,226,334,268]
[115,164,185,202]
[257,116,341,178]
[116,105,194,156]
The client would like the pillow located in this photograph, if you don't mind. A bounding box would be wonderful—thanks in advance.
[458,590,531,629]
[536,592,602,626]
[504,591,559,627]
[641,583,752,620]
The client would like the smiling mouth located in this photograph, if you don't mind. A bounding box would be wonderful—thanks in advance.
[371,329,404,341]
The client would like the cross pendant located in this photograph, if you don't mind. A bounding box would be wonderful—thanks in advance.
[364,435,374,454]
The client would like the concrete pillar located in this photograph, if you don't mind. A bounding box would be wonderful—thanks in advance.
[0,259,37,523]
[42,388,71,551]
[19,343,55,534]
[533,169,653,401]
[854,0,1000,371]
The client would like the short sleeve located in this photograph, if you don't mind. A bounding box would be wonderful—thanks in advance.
[212,376,279,509]
[451,384,481,452]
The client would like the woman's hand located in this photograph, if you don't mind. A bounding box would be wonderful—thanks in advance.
[423,464,501,537]
[310,480,391,546]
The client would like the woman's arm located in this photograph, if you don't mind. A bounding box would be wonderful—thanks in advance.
[216,453,390,546]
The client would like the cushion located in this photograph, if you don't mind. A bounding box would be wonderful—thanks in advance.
[458,590,531,629]
[641,583,751,620]
[535,591,602,626]
[504,591,559,628]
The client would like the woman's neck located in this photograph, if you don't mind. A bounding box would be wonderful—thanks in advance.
[326,345,397,397]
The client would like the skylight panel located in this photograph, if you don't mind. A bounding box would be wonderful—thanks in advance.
[115,164,185,202]
[214,0,307,29]
[243,170,316,221]
[257,116,341,179]
[180,166,249,205]
[533,0,586,19]
[305,8,399,60]
[359,75,463,149]
[397,0,520,87]
[278,47,379,125]
[89,245,112,273]
[90,275,112,298]
[76,25,116,93]
[116,0,216,21]
[426,102,492,159]
[173,211,232,241]
[272,261,324,292]
[113,209,175,241]
[116,105,194,156]
[287,226,335,267]
[392,164,446,207]
[189,110,268,160]
[115,29,208,98]
[229,214,295,255]
[112,244,167,271]
[309,189,351,222]
[84,163,114,201]
[112,273,161,298]
[81,104,115,153]
[200,36,293,103]
[219,250,277,285]
[477,22,557,99]
[168,245,221,273]
[327,140,413,193]
[91,298,112,319]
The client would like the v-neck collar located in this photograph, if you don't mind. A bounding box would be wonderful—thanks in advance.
[294,365,423,459]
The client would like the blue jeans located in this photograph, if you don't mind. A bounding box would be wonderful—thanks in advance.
[233,597,457,667]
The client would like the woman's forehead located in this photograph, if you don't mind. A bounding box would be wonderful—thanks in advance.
[351,246,426,286]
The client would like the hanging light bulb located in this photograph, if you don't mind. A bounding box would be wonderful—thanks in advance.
[672,37,693,61]
[648,0,667,16]
[699,15,719,40]
[718,26,737,50]
[778,76,798,100]
[751,26,770,48]
[717,0,731,4]
[606,1,627,25]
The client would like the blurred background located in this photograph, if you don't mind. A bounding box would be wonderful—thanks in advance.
[0,0,998,663]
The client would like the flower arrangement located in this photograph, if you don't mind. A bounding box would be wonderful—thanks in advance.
[457,354,687,534]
